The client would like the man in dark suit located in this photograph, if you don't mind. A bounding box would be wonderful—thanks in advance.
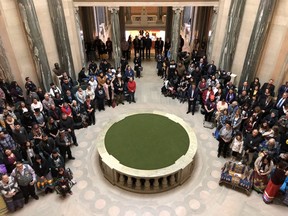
[238,81,249,95]
[206,60,217,78]
[187,83,198,115]
[145,35,152,59]
[275,92,288,117]
[260,79,275,96]
[277,81,288,100]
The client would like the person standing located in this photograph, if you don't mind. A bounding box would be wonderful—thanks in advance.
[145,35,152,59]
[106,38,113,60]
[263,161,288,204]
[11,161,39,204]
[253,155,274,193]
[164,38,171,58]
[187,83,198,115]
[140,36,145,59]
[83,95,96,125]
[0,174,24,212]
[217,121,233,158]
[121,38,129,60]
[134,53,142,79]
[113,74,125,105]
[59,113,78,146]
[158,37,164,56]
[127,77,136,103]
[55,129,75,161]
[95,84,106,111]
[133,36,140,57]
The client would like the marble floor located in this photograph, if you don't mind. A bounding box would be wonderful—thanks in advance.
[11,59,287,216]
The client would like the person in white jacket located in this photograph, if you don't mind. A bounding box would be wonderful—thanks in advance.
[230,132,244,161]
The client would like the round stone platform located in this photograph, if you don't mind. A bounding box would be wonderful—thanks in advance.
[97,111,197,193]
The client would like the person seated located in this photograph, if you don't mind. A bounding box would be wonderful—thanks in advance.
[78,67,89,84]
[54,167,74,197]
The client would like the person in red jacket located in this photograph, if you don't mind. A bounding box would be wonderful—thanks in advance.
[127,77,136,103]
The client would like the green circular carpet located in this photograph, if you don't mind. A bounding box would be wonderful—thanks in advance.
[105,114,189,170]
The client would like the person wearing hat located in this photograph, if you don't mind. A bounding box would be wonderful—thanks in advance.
[217,120,233,158]
[114,74,125,105]
[55,129,75,162]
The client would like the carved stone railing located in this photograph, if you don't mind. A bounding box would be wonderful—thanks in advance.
[97,111,197,193]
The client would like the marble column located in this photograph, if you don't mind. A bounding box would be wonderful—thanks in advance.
[74,7,86,66]
[190,7,198,50]
[126,7,132,24]
[196,7,209,46]
[156,7,163,24]
[207,7,219,62]
[47,0,76,81]
[79,7,96,43]
[239,0,278,86]
[171,7,183,61]
[0,37,13,81]
[165,7,173,41]
[109,7,121,68]
[218,0,246,72]
[183,7,191,26]
[119,7,126,41]
[16,0,52,91]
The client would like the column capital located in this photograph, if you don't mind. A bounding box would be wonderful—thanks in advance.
[172,6,184,14]
[108,7,119,13]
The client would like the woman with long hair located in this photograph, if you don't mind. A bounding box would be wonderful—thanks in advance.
[253,155,274,193]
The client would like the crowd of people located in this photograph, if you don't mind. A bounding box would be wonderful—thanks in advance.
[0,31,287,213]
[158,50,288,205]
[0,54,141,212]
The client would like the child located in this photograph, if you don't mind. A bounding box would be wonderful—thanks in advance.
[230,132,244,161]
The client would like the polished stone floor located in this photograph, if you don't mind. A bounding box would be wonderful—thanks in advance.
[11,59,287,216]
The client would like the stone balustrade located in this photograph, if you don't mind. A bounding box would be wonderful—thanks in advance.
[97,111,197,193]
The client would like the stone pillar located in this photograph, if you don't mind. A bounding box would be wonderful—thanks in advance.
[79,7,96,43]
[239,0,278,86]
[183,7,191,26]
[16,0,52,91]
[171,7,183,61]
[156,7,163,24]
[165,7,173,41]
[218,0,246,72]
[74,7,86,67]
[119,7,126,42]
[109,7,121,68]
[206,7,219,62]
[196,7,209,48]
[47,0,76,80]
[93,7,99,37]
[0,37,13,82]
[126,7,132,24]
[190,7,198,50]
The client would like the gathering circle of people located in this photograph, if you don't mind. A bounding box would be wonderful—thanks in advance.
[0,32,287,213]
